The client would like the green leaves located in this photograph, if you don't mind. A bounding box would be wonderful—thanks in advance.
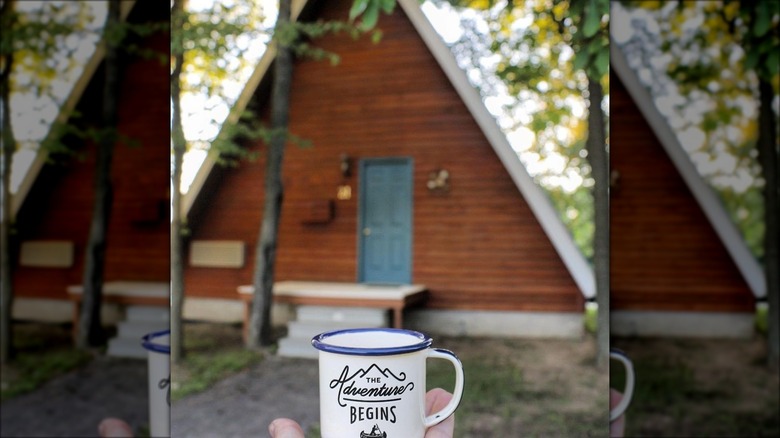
[752,1,771,37]
[275,19,375,65]
[736,0,780,81]
[2,1,97,98]
[582,0,601,38]
[349,0,395,30]
[569,0,609,79]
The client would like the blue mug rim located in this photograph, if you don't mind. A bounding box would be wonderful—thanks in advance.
[142,329,171,355]
[312,328,432,356]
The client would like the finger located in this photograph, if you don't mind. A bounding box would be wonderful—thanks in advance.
[609,389,626,437]
[426,413,455,438]
[425,388,455,438]
[609,388,624,409]
[98,418,134,438]
[269,418,305,438]
[425,388,454,415]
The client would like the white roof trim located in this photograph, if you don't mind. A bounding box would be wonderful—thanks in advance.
[184,0,595,298]
[611,41,765,298]
[399,0,594,298]
[11,1,136,218]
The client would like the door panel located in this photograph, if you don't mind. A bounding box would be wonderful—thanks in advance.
[358,158,413,284]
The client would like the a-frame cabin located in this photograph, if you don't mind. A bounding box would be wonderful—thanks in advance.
[182,0,593,338]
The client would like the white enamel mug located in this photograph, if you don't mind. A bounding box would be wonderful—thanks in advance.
[312,328,464,438]
[142,329,170,437]
[609,348,635,423]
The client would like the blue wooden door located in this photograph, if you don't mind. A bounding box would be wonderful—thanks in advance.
[358,158,413,284]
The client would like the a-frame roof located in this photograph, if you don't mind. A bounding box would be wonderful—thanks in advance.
[183,0,595,299]
[11,0,136,218]
[611,41,765,299]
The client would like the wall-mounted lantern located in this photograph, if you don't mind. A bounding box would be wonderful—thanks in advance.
[427,168,450,192]
[340,153,352,178]
[338,153,353,200]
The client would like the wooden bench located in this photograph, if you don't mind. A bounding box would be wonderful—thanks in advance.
[67,281,169,341]
[237,281,429,341]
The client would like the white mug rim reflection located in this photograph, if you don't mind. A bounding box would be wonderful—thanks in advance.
[609,348,635,423]
[312,327,433,355]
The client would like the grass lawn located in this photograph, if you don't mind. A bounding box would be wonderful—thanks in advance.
[307,335,607,438]
[612,336,779,437]
[1,323,92,401]
[171,322,263,401]
[425,336,606,437]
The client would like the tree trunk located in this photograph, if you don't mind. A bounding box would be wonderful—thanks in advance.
[586,76,609,369]
[170,0,186,364]
[77,0,121,349]
[0,0,16,364]
[247,0,293,348]
[757,78,779,368]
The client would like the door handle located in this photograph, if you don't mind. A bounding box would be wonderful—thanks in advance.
[363,227,371,236]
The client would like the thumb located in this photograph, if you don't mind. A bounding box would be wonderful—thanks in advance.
[98,418,134,438]
[269,418,305,438]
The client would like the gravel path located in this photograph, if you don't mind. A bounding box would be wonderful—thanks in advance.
[1,356,149,438]
[171,355,320,438]
[171,356,320,438]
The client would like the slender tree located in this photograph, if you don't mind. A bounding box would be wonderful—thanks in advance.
[170,0,187,364]
[241,0,385,347]
[441,0,610,366]
[247,0,294,348]
[169,0,266,360]
[570,0,610,369]
[77,0,124,349]
[619,0,778,368]
[1,0,96,359]
[0,0,16,365]
[732,0,779,368]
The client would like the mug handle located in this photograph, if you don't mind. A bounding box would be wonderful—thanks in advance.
[424,348,465,428]
[609,349,635,422]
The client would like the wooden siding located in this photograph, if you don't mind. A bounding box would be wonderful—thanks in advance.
[13,5,170,300]
[610,73,754,312]
[185,0,582,312]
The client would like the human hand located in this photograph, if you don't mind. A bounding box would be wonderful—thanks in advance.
[98,418,134,438]
[269,388,455,438]
[609,389,626,438]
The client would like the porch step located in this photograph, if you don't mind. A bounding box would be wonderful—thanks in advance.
[107,337,149,359]
[276,306,390,359]
[296,306,389,326]
[126,306,169,323]
[106,305,169,359]
[287,320,386,341]
[278,337,319,359]
[118,320,169,340]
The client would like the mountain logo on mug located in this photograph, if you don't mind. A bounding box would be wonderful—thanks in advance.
[360,424,388,438]
[329,363,415,425]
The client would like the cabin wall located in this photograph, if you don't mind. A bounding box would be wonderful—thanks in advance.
[13,16,170,300]
[186,0,582,312]
[610,73,754,312]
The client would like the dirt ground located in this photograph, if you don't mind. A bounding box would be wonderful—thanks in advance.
[3,323,779,437]
[171,323,608,438]
[1,321,149,438]
[613,336,780,437]
[172,328,780,437]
